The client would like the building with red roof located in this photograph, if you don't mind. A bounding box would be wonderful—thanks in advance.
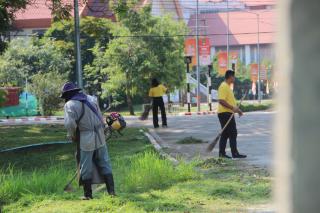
[188,9,276,65]
[11,0,114,38]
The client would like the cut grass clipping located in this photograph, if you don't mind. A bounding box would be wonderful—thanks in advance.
[176,136,207,144]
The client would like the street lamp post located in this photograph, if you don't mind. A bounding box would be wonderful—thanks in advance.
[257,14,261,103]
[25,77,28,116]
[185,56,192,112]
[226,0,230,68]
[243,10,262,103]
[207,65,213,111]
[195,0,201,112]
[74,0,83,88]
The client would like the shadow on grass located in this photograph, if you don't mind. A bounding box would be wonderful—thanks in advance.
[0,125,66,150]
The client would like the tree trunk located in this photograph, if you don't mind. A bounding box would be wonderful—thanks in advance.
[167,93,171,113]
[126,93,134,115]
[126,72,135,115]
[179,90,184,107]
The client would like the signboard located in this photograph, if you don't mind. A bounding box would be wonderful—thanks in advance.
[252,82,256,95]
[199,37,211,66]
[218,52,228,75]
[230,52,238,64]
[250,64,258,82]
[185,37,211,66]
[230,52,238,71]
[184,38,196,57]
[260,65,267,81]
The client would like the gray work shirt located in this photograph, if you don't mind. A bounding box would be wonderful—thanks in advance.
[64,97,106,151]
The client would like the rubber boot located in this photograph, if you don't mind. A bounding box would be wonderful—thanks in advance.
[104,174,116,196]
[82,179,93,200]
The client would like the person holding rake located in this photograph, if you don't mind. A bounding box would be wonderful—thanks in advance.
[216,70,247,159]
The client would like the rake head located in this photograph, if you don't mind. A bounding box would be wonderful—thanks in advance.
[63,183,75,192]
[206,135,220,152]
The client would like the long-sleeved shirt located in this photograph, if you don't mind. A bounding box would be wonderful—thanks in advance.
[64,96,106,151]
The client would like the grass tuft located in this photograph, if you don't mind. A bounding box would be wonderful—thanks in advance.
[176,137,207,144]
[0,165,73,205]
[118,151,200,192]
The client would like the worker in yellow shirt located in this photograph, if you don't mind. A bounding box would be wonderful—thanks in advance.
[149,78,168,128]
[217,70,246,159]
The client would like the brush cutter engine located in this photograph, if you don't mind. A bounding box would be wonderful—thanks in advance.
[104,112,126,140]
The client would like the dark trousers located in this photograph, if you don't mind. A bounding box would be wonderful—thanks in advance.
[218,112,239,155]
[152,97,167,127]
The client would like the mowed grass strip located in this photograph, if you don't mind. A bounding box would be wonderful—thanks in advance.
[0,125,66,150]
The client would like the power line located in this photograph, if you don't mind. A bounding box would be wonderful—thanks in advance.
[10,31,276,39]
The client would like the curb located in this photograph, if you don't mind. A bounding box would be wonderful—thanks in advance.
[0,116,64,124]
[144,130,179,165]
[179,111,216,116]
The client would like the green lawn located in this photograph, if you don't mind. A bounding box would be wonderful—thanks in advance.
[0,126,272,212]
[0,125,66,150]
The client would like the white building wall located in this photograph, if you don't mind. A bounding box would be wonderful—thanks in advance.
[245,45,251,65]
[10,28,47,39]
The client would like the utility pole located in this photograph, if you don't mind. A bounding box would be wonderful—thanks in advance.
[257,14,261,103]
[196,0,201,112]
[208,65,212,111]
[226,0,229,69]
[243,10,262,103]
[185,56,192,112]
[74,0,83,88]
[25,77,28,116]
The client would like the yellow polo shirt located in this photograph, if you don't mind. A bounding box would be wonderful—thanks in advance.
[217,82,236,113]
[149,84,167,97]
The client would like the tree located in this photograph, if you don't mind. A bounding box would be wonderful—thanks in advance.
[45,17,114,91]
[102,30,158,115]
[91,7,187,115]
[0,38,71,87]
[0,0,81,53]
[0,0,33,53]
[28,72,65,115]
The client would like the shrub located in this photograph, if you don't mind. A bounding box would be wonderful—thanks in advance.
[240,103,273,112]
[29,72,65,115]
[0,89,7,106]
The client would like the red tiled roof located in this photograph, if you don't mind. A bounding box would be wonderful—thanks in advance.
[81,0,115,19]
[13,0,114,29]
[188,10,275,46]
[198,0,277,6]
[241,0,277,7]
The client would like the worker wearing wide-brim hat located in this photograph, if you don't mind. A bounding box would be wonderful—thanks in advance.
[61,82,115,200]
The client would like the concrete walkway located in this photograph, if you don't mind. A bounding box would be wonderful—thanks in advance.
[0,111,274,169]
[126,111,274,170]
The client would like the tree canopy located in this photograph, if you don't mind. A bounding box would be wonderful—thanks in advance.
[0,38,71,87]
[85,6,188,114]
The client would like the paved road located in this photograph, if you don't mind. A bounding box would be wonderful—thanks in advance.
[126,112,274,169]
[0,112,274,169]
